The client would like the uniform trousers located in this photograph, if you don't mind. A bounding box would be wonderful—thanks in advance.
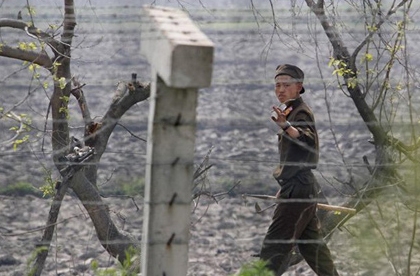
[259,172,340,276]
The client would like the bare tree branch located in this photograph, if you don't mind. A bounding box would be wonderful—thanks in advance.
[306,0,417,162]
[30,169,79,276]
[1,1,150,271]
[62,0,77,46]
[0,112,25,145]
[305,0,389,146]
[350,0,411,65]
[0,44,53,70]
[69,171,140,264]
[0,18,62,59]
[70,78,93,126]
[49,0,77,160]
[0,19,55,42]
[90,80,150,160]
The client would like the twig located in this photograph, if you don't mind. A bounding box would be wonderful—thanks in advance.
[0,112,25,145]
[116,123,146,142]
[30,154,93,276]
[30,170,72,276]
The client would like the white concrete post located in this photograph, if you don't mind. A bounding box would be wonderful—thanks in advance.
[140,6,214,276]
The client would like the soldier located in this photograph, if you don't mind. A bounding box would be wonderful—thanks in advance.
[259,64,340,276]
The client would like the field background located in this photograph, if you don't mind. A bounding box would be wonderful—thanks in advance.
[0,0,419,275]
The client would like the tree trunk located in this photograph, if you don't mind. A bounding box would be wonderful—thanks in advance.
[70,172,140,264]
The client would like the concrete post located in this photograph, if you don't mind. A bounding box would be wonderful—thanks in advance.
[140,6,214,276]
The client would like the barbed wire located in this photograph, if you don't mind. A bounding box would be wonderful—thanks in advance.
[1,3,419,275]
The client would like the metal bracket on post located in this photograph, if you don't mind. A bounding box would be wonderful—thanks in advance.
[140,6,214,276]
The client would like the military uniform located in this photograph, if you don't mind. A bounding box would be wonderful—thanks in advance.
[260,96,340,276]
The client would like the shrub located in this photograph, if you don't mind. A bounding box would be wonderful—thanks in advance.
[233,260,274,276]
[0,182,42,197]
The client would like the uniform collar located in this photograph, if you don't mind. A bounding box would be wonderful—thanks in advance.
[286,96,303,108]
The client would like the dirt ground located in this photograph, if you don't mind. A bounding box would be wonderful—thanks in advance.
[0,195,339,276]
[2,194,411,276]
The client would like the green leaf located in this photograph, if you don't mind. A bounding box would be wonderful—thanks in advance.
[18,42,27,50]
[234,260,274,276]
[58,77,67,89]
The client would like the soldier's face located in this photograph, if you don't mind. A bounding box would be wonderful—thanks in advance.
[274,75,302,104]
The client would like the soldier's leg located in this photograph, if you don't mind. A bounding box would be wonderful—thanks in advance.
[259,202,294,273]
[298,216,340,276]
[260,201,316,275]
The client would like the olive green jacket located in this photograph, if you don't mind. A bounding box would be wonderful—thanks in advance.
[273,97,319,181]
